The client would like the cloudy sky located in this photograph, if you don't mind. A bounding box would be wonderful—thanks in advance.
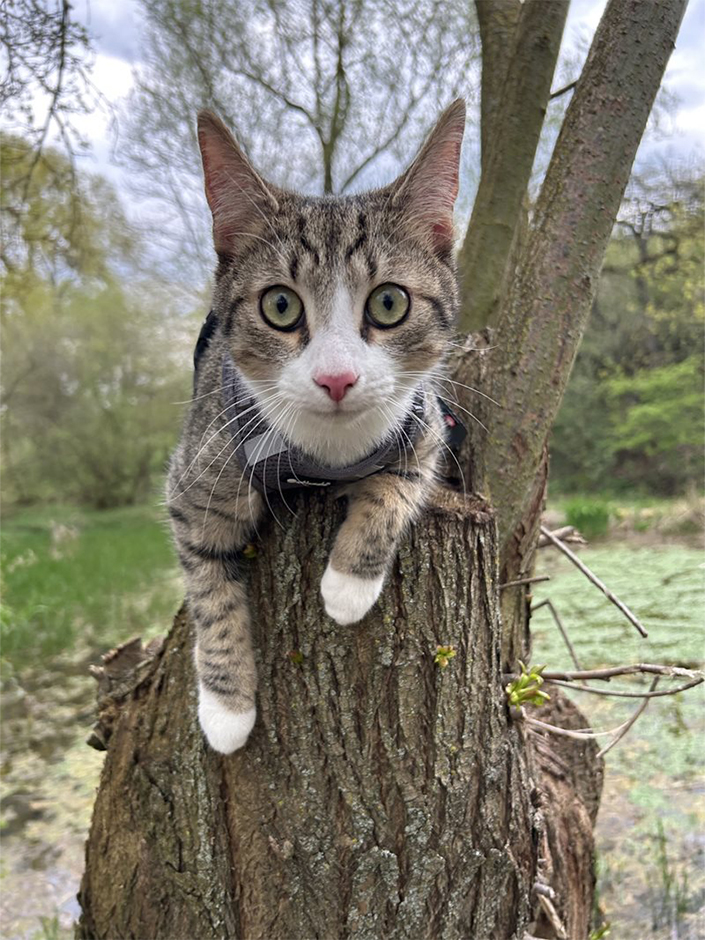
[23,0,705,227]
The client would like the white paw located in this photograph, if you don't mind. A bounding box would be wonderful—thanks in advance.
[198,684,256,754]
[320,564,385,625]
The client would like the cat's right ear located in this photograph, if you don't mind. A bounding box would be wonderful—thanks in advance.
[197,110,278,259]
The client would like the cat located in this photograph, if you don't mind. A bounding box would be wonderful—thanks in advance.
[167,99,466,753]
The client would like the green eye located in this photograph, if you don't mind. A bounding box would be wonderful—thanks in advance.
[260,286,304,330]
[366,283,410,328]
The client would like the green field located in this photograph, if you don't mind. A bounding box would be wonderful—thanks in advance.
[1,502,184,939]
[1,503,182,662]
[531,542,705,938]
[0,503,703,938]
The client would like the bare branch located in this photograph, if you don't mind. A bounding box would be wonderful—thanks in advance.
[531,598,582,671]
[529,663,702,682]
[500,575,550,589]
[524,712,637,741]
[596,677,659,759]
[546,677,703,699]
[549,80,577,100]
[539,526,648,638]
[538,525,587,547]
[20,0,70,198]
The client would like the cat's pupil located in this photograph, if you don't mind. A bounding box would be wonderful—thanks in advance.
[276,295,288,314]
[383,293,393,310]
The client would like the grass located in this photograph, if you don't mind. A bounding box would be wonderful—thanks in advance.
[1,502,182,662]
[0,497,702,937]
[531,541,705,939]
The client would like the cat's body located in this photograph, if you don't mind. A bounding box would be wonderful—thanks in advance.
[167,101,466,753]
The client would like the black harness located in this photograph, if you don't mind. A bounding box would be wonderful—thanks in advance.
[193,311,465,496]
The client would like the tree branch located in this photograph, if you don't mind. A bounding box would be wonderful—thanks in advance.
[20,0,70,201]
[459,0,688,557]
[474,0,522,172]
[505,663,704,682]
[549,80,577,100]
[457,0,569,332]
[539,525,648,638]
[547,677,703,699]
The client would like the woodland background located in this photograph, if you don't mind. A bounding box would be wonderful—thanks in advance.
[1,0,703,938]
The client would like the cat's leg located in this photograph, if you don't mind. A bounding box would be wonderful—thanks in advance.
[168,478,263,754]
[321,424,439,625]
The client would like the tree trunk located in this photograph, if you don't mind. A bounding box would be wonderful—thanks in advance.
[78,490,546,938]
[76,1,687,936]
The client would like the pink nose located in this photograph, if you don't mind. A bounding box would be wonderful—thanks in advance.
[314,371,358,402]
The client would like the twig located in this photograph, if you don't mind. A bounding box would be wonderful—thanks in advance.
[597,678,659,759]
[503,663,703,684]
[538,525,586,547]
[500,575,550,589]
[523,673,673,759]
[537,893,568,939]
[549,79,577,100]
[540,663,702,682]
[533,882,556,900]
[21,0,70,201]
[539,525,648,637]
[524,712,637,741]
[532,598,582,671]
[546,677,702,699]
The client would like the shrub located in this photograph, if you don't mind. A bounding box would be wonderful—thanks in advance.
[565,497,611,539]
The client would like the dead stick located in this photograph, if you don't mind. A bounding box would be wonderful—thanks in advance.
[500,575,551,589]
[539,663,701,682]
[546,677,702,699]
[537,894,567,940]
[538,525,586,547]
[532,598,582,671]
[525,714,634,740]
[502,663,702,683]
[597,677,659,759]
[539,525,648,637]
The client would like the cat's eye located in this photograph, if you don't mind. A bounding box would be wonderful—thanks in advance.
[260,286,304,331]
[365,283,410,328]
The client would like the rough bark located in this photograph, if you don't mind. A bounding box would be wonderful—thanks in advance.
[530,692,605,939]
[78,490,542,939]
[76,2,687,937]
[456,0,688,559]
[458,0,568,333]
[474,0,522,172]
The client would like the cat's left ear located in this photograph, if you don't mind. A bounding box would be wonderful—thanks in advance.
[391,99,466,255]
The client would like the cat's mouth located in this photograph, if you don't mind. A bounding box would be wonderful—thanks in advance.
[306,405,368,419]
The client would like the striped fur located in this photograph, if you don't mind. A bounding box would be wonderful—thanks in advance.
[167,101,465,753]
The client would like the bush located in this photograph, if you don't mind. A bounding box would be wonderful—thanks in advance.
[565,497,611,539]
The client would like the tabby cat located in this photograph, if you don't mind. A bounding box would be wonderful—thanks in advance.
[167,100,466,753]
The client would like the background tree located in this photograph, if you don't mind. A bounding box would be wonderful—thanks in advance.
[551,170,704,495]
[0,136,192,508]
[0,0,99,192]
[123,0,479,269]
[75,1,689,938]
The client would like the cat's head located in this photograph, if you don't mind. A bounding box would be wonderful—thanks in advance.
[197,101,465,466]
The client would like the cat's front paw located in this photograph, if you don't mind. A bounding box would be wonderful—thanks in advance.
[198,685,256,754]
[320,564,384,625]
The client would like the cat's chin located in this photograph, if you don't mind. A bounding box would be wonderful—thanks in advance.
[281,400,410,468]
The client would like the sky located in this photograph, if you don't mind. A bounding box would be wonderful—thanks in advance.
[14,0,705,234]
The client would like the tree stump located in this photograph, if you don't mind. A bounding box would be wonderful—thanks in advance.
[78,489,548,939]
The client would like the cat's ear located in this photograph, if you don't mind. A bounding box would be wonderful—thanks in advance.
[197,110,278,259]
[391,99,466,254]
